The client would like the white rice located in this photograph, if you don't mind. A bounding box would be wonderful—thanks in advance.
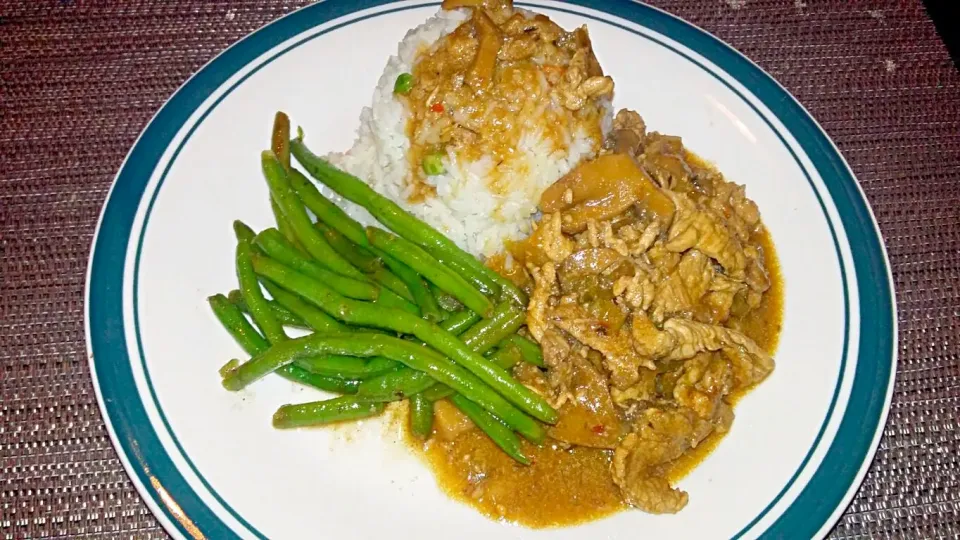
[324,9,610,257]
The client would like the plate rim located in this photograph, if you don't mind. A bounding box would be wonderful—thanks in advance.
[84,1,898,538]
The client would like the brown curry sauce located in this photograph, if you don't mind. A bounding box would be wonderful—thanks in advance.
[406,192,783,528]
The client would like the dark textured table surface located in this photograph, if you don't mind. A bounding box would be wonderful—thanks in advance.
[2,1,959,538]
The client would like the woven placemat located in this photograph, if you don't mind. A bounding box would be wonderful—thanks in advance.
[2,1,958,538]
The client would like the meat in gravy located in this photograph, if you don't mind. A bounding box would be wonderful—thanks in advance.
[415,108,782,524]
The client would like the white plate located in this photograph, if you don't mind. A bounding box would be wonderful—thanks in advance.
[85,1,897,538]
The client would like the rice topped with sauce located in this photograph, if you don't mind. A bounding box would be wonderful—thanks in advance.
[327,4,614,257]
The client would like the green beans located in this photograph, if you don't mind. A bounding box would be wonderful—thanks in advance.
[288,170,423,310]
[288,167,366,247]
[220,332,544,442]
[257,224,416,314]
[488,344,523,370]
[261,151,364,280]
[296,355,399,379]
[211,120,556,464]
[315,221,381,272]
[208,294,272,354]
[260,279,345,333]
[377,249,442,322]
[439,310,480,335]
[409,394,434,438]
[290,139,527,305]
[234,221,286,344]
[271,111,292,170]
[228,236,358,393]
[458,302,525,356]
[370,283,422,316]
[370,266,415,302]
[450,394,528,465]
[419,340,529,414]
[227,289,307,329]
[356,369,436,401]
[278,367,360,395]
[408,306,523,403]
[271,197,307,255]
[429,282,463,312]
[207,294,358,394]
[273,396,384,429]
[420,386,454,402]
[255,228,379,301]
[367,227,494,318]
[250,256,557,425]
[503,334,544,367]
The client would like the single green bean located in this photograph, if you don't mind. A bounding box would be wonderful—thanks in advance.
[208,294,358,394]
[250,256,557,425]
[421,385,454,402]
[259,279,345,333]
[295,355,399,379]
[255,228,378,301]
[409,394,434,438]
[269,111,306,254]
[271,197,308,255]
[220,332,544,442]
[261,151,365,279]
[458,301,525,356]
[291,139,526,305]
[368,227,494,318]
[409,276,443,322]
[439,310,481,335]
[316,221,380,273]
[273,396,384,429]
[278,366,360,394]
[488,344,523,370]
[450,394,529,465]
[233,220,257,244]
[234,221,286,343]
[503,334,544,367]
[356,369,436,401]
[227,289,307,329]
[208,294,271,354]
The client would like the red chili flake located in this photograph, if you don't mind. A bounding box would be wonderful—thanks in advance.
[430,102,445,113]
[592,424,605,434]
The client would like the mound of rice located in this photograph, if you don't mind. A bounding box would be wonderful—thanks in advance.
[325,9,612,257]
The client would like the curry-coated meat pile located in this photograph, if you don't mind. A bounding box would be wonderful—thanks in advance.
[504,110,777,513]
